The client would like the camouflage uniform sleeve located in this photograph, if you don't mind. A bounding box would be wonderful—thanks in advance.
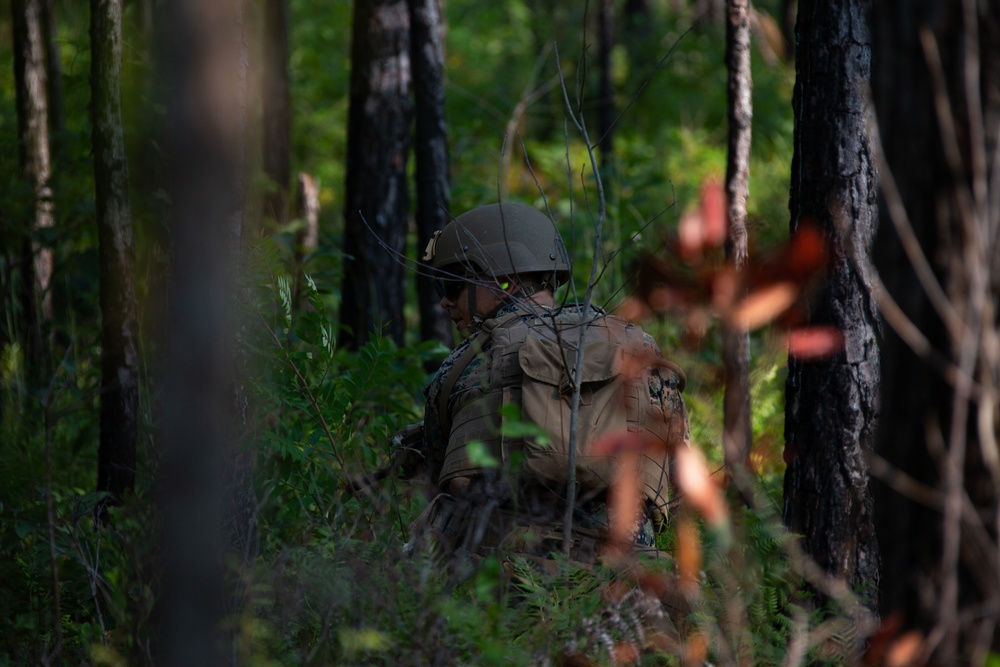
[421,339,469,484]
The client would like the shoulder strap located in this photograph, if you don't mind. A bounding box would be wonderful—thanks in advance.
[435,310,523,437]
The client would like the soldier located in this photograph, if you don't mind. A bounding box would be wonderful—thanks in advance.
[404,202,689,570]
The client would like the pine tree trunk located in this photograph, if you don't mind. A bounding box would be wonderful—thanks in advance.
[409,0,452,355]
[12,0,54,367]
[340,0,411,348]
[722,0,752,474]
[782,0,880,607]
[91,0,138,508]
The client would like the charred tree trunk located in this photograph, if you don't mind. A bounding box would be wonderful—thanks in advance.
[91,0,139,508]
[872,1,1000,658]
[262,0,291,226]
[12,0,54,369]
[722,0,752,475]
[408,0,452,354]
[782,0,880,608]
[340,0,411,348]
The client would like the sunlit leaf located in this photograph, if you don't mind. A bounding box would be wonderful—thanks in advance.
[674,446,728,525]
[728,281,799,331]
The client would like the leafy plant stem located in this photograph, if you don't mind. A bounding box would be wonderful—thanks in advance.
[253,308,349,472]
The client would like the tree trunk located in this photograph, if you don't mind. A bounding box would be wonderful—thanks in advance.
[872,1,1000,658]
[40,0,64,152]
[262,0,291,226]
[157,0,250,661]
[340,0,411,348]
[722,0,752,475]
[91,0,139,508]
[12,0,54,368]
[409,0,452,355]
[782,0,880,608]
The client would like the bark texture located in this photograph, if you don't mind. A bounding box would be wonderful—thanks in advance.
[409,0,453,354]
[782,0,881,607]
[872,1,1000,657]
[12,0,54,362]
[91,0,139,506]
[340,0,411,348]
[722,0,752,472]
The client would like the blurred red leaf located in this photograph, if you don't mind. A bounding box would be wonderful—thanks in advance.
[788,222,827,277]
[674,446,728,525]
[786,326,845,359]
[677,179,728,261]
[590,430,662,458]
[678,209,707,261]
[675,516,701,597]
[885,631,924,667]
[700,178,727,247]
[727,281,799,330]
[684,630,708,664]
[607,452,642,554]
[611,642,640,665]
[614,296,653,322]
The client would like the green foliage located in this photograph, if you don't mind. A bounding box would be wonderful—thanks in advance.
[0,0,815,663]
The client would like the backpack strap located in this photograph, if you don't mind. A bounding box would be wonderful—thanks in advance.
[436,310,524,438]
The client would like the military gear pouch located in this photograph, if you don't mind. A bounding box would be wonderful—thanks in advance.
[517,335,623,489]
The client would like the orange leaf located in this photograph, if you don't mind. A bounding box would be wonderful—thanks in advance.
[728,281,799,330]
[786,326,845,359]
[699,178,727,248]
[607,452,642,552]
[611,642,640,665]
[590,430,660,457]
[614,296,653,322]
[676,516,701,597]
[684,630,709,663]
[678,209,706,260]
[885,631,924,667]
[788,222,827,277]
[675,446,728,525]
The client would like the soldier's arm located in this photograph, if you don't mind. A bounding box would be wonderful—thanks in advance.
[341,422,425,494]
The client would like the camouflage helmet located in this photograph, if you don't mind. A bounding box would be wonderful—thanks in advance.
[422,202,571,283]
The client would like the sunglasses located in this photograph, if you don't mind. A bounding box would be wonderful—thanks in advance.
[433,276,468,300]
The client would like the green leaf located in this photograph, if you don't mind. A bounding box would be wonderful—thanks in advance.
[466,441,499,468]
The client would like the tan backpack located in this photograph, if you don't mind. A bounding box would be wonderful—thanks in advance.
[437,305,688,524]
